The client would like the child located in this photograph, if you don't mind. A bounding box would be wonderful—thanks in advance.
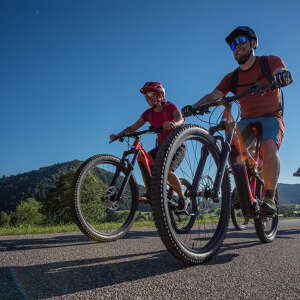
[110,81,188,213]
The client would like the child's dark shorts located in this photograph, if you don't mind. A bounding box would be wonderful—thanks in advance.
[149,144,186,172]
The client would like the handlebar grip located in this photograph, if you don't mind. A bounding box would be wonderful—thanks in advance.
[149,126,163,133]
[181,105,194,117]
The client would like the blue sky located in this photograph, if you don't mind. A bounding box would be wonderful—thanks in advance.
[1,0,299,184]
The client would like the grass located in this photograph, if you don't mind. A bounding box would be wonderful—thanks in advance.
[0,221,156,236]
[0,216,298,236]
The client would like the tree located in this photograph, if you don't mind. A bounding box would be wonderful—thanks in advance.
[40,168,108,225]
[13,198,44,225]
[279,205,293,217]
[40,169,77,224]
[0,211,11,226]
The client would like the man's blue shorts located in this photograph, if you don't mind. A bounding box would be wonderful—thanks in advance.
[237,117,283,148]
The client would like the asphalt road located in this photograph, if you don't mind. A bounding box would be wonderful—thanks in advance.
[1,219,299,300]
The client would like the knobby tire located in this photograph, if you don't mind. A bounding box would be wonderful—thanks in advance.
[72,154,139,242]
[151,124,231,265]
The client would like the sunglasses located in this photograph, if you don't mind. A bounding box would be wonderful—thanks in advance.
[230,36,248,51]
[145,91,157,98]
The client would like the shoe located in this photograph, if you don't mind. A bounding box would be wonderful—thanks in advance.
[260,197,277,215]
[139,193,151,204]
[174,197,190,214]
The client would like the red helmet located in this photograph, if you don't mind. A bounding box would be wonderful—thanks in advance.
[140,81,165,98]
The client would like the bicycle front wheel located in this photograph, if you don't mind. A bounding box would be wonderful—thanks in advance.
[72,154,139,242]
[151,124,231,265]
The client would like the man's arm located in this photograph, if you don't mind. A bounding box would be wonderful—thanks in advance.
[273,66,287,75]
[193,89,224,109]
[271,56,293,87]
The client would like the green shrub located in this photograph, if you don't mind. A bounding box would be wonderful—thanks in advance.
[0,211,11,227]
[13,198,44,225]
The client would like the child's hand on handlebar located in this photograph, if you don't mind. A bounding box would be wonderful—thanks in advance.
[163,121,176,130]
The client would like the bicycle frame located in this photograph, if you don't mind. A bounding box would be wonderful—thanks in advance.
[193,102,263,218]
[111,134,154,201]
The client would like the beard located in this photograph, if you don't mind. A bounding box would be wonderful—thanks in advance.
[235,48,252,65]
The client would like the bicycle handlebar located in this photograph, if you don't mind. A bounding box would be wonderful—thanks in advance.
[109,126,163,143]
[182,81,281,117]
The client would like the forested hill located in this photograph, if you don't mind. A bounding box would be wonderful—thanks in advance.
[0,160,299,213]
[0,160,82,212]
[277,183,300,205]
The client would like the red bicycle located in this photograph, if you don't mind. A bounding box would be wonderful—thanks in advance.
[72,126,195,242]
[151,81,282,264]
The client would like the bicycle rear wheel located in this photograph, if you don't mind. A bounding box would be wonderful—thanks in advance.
[254,185,279,243]
[151,124,231,265]
[231,188,248,231]
[72,154,139,242]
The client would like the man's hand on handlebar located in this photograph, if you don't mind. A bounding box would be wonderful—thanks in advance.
[273,70,293,88]
[181,105,210,117]
[181,105,194,117]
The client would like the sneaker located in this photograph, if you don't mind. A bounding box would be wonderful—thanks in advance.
[174,197,190,214]
[260,196,277,215]
[139,193,151,204]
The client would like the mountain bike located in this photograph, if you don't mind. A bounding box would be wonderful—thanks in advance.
[72,126,195,242]
[151,81,281,264]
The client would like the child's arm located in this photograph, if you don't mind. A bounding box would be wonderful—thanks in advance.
[110,118,146,141]
[163,109,184,130]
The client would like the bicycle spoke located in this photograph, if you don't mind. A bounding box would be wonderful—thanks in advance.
[168,137,223,251]
[73,155,138,241]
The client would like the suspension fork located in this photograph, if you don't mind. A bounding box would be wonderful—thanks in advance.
[113,148,139,201]
[211,124,235,201]
[190,146,209,198]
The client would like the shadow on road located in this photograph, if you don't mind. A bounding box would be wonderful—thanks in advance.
[1,224,299,253]
[9,249,184,298]
[276,228,300,238]
[0,234,93,252]
[2,223,300,298]
[9,245,248,299]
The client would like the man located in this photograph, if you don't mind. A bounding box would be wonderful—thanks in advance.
[189,26,293,215]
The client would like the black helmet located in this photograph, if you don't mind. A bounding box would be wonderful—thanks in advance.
[225,26,258,49]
